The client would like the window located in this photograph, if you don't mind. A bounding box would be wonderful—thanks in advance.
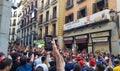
[53,24,56,36]
[45,26,48,34]
[12,28,15,34]
[40,14,43,24]
[48,0,50,4]
[39,28,42,38]
[46,0,50,7]
[31,2,34,10]
[41,0,44,10]
[27,16,29,24]
[13,19,16,26]
[65,13,74,23]
[77,7,87,19]
[53,6,57,18]
[24,18,26,26]
[9,28,11,34]
[13,11,17,17]
[25,9,27,14]
[92,0,108,13]
[66,0,73,10]
[46,11,49,21]
[21,20,24,28]
[34,10,37,20]
[11,36,14,41]
[35,0,37,8]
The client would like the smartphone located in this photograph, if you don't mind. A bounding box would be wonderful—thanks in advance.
[44,34,53,51]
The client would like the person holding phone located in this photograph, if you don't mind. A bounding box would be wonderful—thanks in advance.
[51,39,65,71]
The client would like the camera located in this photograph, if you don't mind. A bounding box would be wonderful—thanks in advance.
[44,34,53,51]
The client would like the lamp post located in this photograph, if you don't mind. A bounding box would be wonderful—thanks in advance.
[109,9,120,38]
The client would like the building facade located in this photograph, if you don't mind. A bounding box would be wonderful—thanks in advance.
[19,0,38,47]
[38,0,65,48]
[10,7,20,43]
[9,0,22,47]
[0,0,11,55]
[64,0,120,55]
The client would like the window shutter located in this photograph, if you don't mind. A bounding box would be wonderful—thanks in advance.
[77,11,79,19]
[104,0,108,9]
[71,13,74,21]
[92,3,96,13]
[65,16,68,23]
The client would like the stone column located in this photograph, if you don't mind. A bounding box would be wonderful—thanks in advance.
[0,0,11,55]
[58,36,63,49]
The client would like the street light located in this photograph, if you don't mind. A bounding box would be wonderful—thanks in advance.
[109,9,120,38]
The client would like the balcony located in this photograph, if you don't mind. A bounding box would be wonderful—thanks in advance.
[44,17,50,24]
[77,0,85,3]
[40,6,44,13]
[42,18,49,25]
[12,32,15,35]
[51,0,57,5]
[13,14,17,17]
[30,18,37,24]
[50,15,57,23]
[12,23,16,26]
[39,20,44,27]
[39,20,43,24]
[17,29,20,33]
[11,38,15,42]
[45,2,50,9]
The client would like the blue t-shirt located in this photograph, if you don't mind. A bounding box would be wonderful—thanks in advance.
[65,62,77,71]
[17,63,32,71]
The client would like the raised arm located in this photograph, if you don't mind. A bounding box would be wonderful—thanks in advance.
[51,40,65,71]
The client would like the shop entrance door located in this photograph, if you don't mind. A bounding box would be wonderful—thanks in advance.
[65,44,72,49]
[93,42,109,53]
[77,43,88,52]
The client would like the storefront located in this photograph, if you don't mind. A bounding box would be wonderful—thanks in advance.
[75,34,89,52]
[63,37,73,49]
[63,9,120,54]
[91,31,111,53]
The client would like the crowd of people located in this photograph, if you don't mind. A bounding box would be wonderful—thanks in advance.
[0,40,120,71]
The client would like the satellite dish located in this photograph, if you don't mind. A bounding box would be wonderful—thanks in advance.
[11,3,17,9]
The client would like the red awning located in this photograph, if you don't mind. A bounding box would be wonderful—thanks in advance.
[75,39,87,43]
[64,40,73,44]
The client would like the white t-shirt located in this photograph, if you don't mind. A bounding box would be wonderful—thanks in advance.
[34,57,42,66]
[36,63,48,71]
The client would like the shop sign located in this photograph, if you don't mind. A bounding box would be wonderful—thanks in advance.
[64,9,110,31]
[75,35,87,39]
[92,37,108,42]
[64,37,73,40]
[91,31,109,37]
